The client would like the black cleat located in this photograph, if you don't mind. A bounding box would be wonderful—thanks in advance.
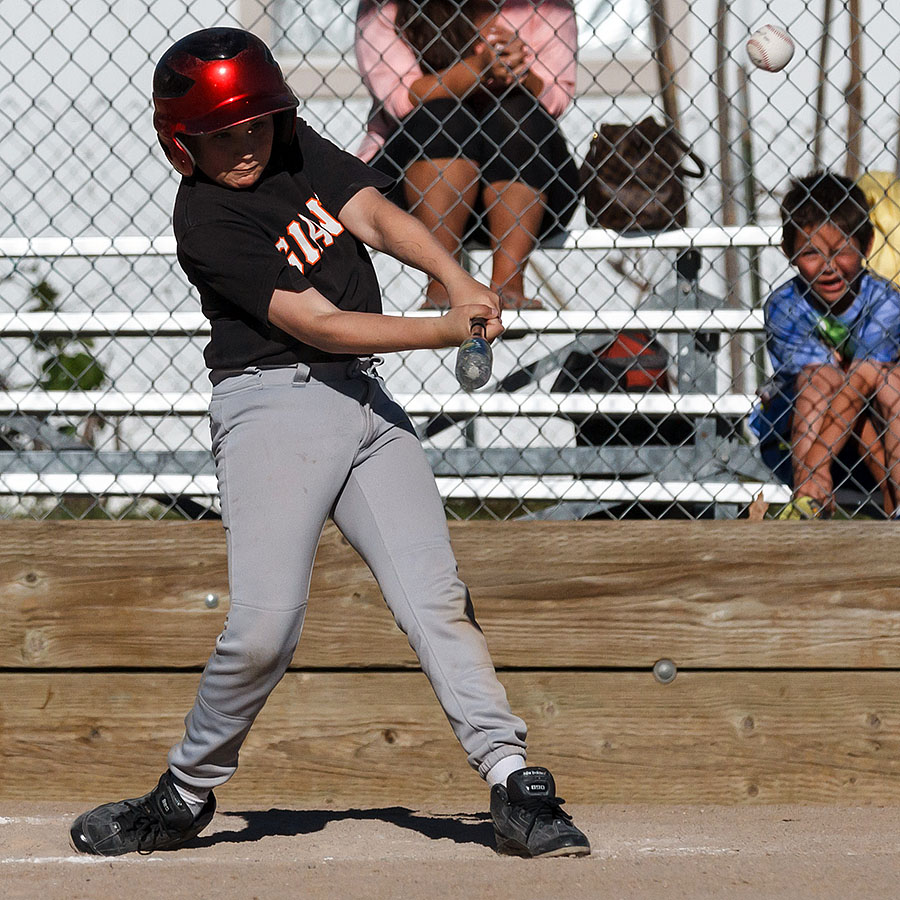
[69,771,215,856]
[490,766,590,858]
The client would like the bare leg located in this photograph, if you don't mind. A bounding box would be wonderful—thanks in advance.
[871,362,900,514]
[405,158,479,308]
[482,180,546,308]
[853,415,893,515]
[791,364,868,510]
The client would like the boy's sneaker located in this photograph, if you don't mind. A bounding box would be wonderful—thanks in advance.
[69,771,215,856]
[776,496,827,520]
[490,766,590,858]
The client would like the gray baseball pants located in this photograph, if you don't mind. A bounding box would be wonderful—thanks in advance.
[168,360,527,790]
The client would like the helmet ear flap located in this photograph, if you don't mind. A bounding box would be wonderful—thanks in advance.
[273,110,296,147]
[159,135,195,177]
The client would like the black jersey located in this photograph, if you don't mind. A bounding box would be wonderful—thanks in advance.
[173,117,393,373]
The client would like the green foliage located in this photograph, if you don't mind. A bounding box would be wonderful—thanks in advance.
[28,276,109,393]
[38,351,106,391]
[29,277,58,311]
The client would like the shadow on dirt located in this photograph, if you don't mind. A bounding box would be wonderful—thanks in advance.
[188,806,494,850]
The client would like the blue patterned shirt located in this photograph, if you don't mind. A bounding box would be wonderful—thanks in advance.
[764,272,900,387]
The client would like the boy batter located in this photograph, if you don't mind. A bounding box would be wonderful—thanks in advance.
[69,27,589,859]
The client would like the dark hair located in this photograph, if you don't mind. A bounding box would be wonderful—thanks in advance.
[780,169,873,257]
[395,1,494,73]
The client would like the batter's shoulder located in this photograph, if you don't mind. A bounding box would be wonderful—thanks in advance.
[173,178,244,235]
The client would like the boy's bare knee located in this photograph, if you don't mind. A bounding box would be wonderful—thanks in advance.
[846,359,885,392]
[797,363,844,392]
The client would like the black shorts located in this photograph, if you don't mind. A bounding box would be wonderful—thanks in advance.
[372,89,580,241]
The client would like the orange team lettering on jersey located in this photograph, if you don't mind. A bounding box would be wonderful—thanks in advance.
[305,197,344,237]
[274,236,305,273]
[286,220,321,265]
[274,194,345,271]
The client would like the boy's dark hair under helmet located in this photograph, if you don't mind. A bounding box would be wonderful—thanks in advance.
[152,27,299,176]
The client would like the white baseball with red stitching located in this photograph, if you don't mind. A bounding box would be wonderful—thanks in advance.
[746,24,795,72]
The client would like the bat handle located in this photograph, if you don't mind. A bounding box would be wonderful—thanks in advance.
[455,317,493,392]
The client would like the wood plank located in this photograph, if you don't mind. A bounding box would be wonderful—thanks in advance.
[3,521,900,670]
[3,671,899,805]
[0,521,233,669]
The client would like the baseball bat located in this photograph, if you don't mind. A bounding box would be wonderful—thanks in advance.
[455,316,493,391]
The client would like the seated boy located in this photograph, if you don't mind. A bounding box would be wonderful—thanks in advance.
[752,170,900,518]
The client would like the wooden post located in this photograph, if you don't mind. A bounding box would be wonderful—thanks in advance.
[813,0,834,167]
[737,64,765,391]
[714,0,744,392]
[648,0,682,134]
[844,0,863,179]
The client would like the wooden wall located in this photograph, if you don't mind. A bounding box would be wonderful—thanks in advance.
[3,520,900,806]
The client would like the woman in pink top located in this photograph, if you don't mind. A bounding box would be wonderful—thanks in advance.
[355,0,579,309]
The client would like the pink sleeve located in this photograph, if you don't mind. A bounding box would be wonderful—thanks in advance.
[518,2,577,118]
[355,2,422,120]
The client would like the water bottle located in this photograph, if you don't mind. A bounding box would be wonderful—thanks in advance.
[455,317,493,391]
[815,315,856,358]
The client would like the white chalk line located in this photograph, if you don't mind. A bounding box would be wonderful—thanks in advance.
[622,837,742,857]
[2,856,146,865]
[0,816,71,826]
[637,845,741,856]
[1,848,740,866]
[1,855,210,865]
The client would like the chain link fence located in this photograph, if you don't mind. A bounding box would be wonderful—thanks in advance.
[1,0,899,520]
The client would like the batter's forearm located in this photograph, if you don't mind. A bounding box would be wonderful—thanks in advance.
[267,286,499,354]
[269,289,447,352]
[297,310,451,353]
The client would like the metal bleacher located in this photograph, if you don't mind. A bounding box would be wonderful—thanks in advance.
[0,225,793,517]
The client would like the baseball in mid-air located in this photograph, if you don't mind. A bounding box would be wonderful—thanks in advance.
[746,24,795,72]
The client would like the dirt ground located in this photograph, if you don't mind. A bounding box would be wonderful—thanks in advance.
[3,802,900,899]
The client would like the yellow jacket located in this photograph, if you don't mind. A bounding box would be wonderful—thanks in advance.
[858,171,900,287]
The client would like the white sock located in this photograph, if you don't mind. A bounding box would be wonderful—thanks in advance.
[173,781,210,817]
[486,754,526,787]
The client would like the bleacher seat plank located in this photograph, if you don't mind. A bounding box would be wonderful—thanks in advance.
[0,472,786,503]
[0,225,781,261]
[0,389,757,417]
[0,226,784,513]
[0,308,766,338]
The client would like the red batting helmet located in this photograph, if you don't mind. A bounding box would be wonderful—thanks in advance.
[152,27,299,175]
